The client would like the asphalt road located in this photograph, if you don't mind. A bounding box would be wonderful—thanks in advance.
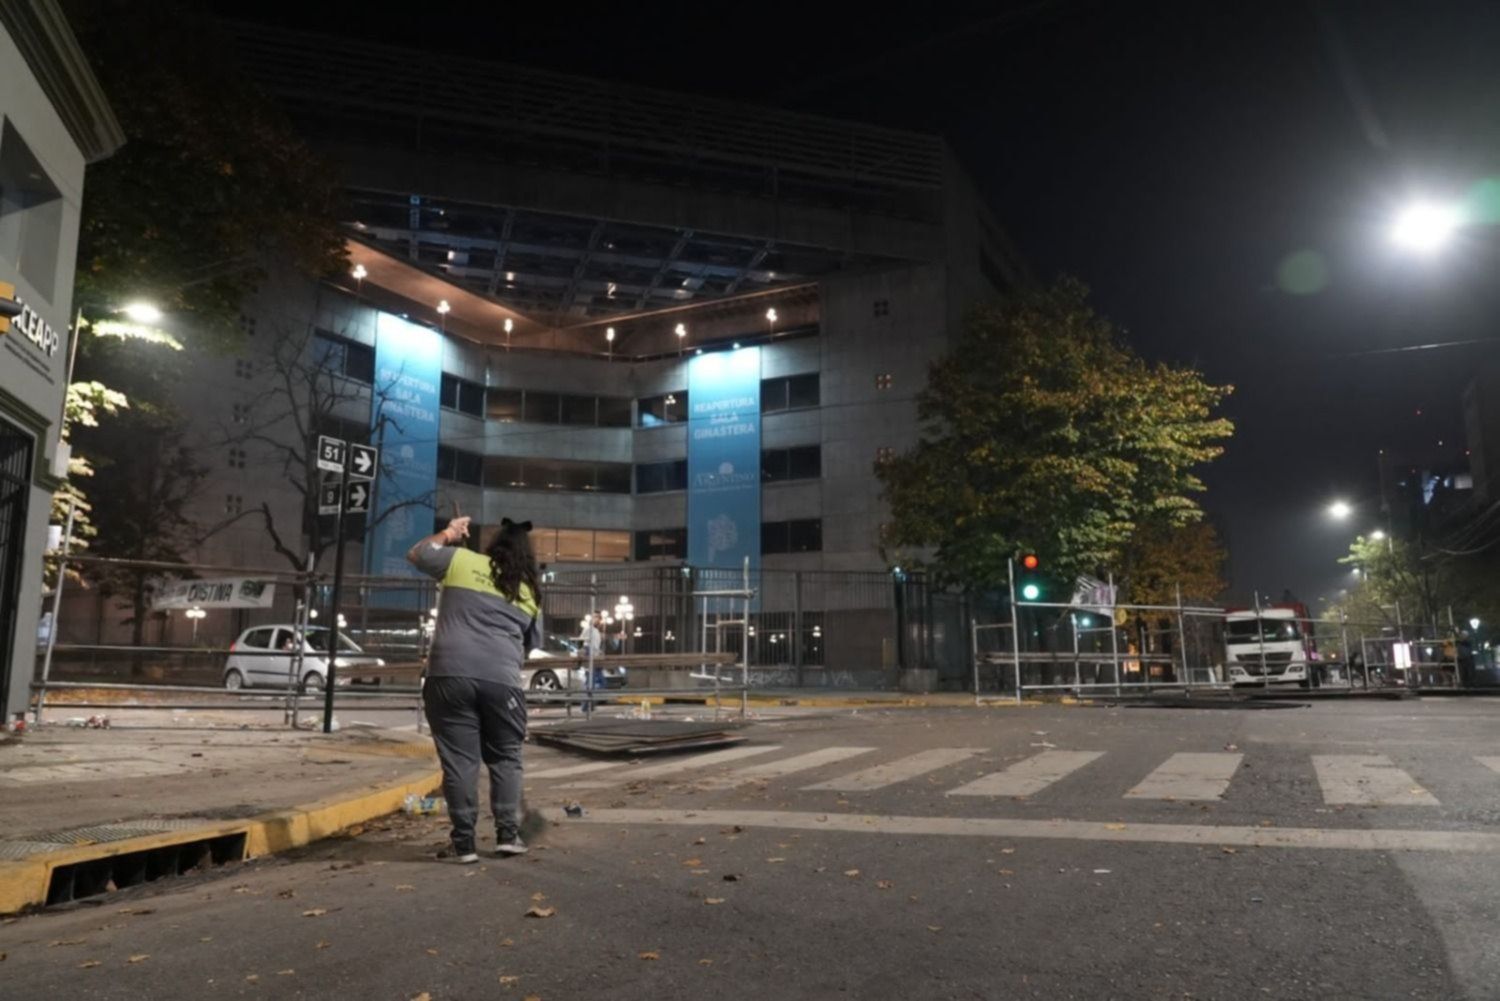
[4,698,1499,1000]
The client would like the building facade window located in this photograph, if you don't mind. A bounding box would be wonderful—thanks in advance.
[0,121,64,300]
[312,329,375,384]
[231,403,249,425]
[225,494,243,515]
[761,445,821,483]
[875,446,895,464]
[633,528,687,561]
[440,374,485,417]
[233,359,254,380]
[227,447,246,469]
[481,456,631,494]
[876,373,893,390]
[762,518,822,554]
[436,445,483,486]
[635,459,688,494]
[530,527,631,564]
[484,387,631,427]
[762,374,819,413]
[238,314,257,338]
[638,391,687,427]
[873,299,890,317]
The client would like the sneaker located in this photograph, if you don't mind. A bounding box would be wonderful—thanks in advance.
[439,840,479,864]
[495,833,528,857]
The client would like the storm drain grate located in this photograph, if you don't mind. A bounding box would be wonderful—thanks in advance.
[33,819,211,845]
[44,832,247,907]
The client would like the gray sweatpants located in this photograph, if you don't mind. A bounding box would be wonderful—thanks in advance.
[423,676,527,846]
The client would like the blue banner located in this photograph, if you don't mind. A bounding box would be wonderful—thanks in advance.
[366,312,440,581]
[687,347,761,588]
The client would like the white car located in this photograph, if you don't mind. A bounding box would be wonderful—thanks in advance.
[524,634,628,692]
[223,625,385,692]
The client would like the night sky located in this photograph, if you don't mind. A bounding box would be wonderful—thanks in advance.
[228,0,1500,603]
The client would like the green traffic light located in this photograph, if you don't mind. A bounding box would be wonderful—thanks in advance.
[1021,583,1041,601]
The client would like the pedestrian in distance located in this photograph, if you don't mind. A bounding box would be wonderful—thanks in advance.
[408,515,541,863]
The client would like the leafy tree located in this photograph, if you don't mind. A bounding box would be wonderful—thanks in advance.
[878,279,1234,589]
[64,0,346,340]
[1327,534,1500,635]
[1116,518,1228,606]
[45,381,128,587]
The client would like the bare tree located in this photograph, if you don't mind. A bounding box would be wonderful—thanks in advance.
[203,318,434,573]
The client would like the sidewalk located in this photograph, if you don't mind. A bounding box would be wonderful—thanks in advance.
[0,722,440,914]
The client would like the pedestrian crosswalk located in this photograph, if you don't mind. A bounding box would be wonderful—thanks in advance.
[526,740,1500,809]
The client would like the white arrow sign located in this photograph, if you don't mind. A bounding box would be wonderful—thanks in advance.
[349,443,378,481]
[345,481,370,514]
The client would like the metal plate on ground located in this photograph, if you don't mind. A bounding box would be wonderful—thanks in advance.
[532,720,749,756]
[0,818,215,860]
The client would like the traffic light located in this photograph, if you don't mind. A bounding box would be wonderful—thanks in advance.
[1019,553,1042,601]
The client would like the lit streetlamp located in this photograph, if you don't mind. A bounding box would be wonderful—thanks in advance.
[614,595,635,653]
[436,299,450,331]
[606,325,615,362]
[504,316,514,351]
[185,606,206,643]
[675,322,686,356]
[1389,200,1461,255]
[1328,500,1352,520]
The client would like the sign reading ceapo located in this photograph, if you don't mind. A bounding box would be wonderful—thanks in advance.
[0,280,60,358]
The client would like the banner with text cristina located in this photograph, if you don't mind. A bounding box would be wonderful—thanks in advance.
[366,312,440,582]
[687,347,761,593]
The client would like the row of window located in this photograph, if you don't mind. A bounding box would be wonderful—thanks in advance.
[634,520,822,558]
[437,445,823,493]
[423,521,822,563]
[440,376,820,427]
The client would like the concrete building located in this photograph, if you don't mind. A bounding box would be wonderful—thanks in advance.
[114,25,1023,681]
[1463,364,1500,508]
[0,0,120,723]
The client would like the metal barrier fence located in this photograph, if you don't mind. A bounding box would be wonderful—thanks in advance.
[972,592,1482,703]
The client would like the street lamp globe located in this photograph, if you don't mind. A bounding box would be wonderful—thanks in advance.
[1370,529,1386,540]
[1471,617,1482,631]
[122,301,162,324]
[1328,500,1353,520]
[1390,201,1460,254]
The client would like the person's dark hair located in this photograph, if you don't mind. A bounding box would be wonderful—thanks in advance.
[486,518,540,604]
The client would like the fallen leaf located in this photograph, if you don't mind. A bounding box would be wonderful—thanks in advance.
[1220,846,1238,855]
[722,874,741,882]
[316,940,331,950]
[765,857,786,864]
[500,937,515,947]
[524,996,542,1001]
[246,975,260,983]
[1104,823,1127,831]
[1000,848,1016,855]
[277,890,296,899]
[79,960,101,969]
[699,958,714,966]
[844,869,861,878]
[690,868,709,875]
[201,937,214,943]
[49,939,86,947]
[1093,869,1111,875]
[638,951,660,961]
[998,869,1015,876]
[395,884,416,892]
[927,925,942,933]
[127,954,149,964]
[302,909,328,917]
[704,898,725,905]
[530,891,547,902]
[500,974,520,986]
[693,837,706,845]
[426,948,440,956]
[682,858,703,867]
[876,880,894,889]
[120,908,156,916]
[526,906,556,919]
[278,969,295,976]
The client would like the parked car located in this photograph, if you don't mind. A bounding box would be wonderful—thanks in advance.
[223,625,385,692]
[524,633,628,692]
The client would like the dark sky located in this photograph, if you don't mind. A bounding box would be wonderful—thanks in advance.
[229,0,1500,604]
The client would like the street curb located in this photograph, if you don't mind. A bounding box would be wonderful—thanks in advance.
[0,765,442,916]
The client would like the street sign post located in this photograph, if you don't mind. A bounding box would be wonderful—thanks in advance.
[314,435,379,733]
[345,481,371,514]
[316,435,346,474]
[317,479,341,516]
[349,443,378,481]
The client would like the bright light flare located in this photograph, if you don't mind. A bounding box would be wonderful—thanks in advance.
[121,302,162,324]
[1328,500,1352,520]
[1390,201,1460,254]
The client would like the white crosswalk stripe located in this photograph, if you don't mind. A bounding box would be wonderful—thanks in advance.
[526,761,623,780]
[945,750,1104,798]
[559,744,783,788]
[1477,757,1500,776]
[1312,754,1439,806]
[704,746,876,788]
[804,747,984,792]
[1125,752,1243,801]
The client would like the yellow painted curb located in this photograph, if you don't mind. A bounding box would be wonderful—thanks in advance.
[0,766,441,916]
